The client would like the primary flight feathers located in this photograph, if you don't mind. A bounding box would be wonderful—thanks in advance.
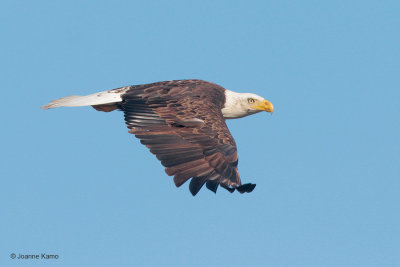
[42,79,273,196]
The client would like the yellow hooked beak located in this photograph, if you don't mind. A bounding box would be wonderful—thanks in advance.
[252,100,274,114]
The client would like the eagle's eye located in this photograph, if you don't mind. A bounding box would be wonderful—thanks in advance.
[248,98,255,104]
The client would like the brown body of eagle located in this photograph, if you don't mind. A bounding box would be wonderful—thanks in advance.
[42,79,274,195]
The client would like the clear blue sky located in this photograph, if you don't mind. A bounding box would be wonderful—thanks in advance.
[1,0,399,266]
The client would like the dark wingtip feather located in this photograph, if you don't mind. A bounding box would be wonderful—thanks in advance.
[236,183,256,193]
[189,177,207,196]
[206,180,219,193]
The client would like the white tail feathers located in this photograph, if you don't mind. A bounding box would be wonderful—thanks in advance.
[41,88,128,110]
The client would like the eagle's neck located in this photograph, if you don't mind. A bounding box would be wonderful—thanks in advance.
[221,90,257,119]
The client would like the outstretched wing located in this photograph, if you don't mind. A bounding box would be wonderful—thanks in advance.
[119,80,256,195]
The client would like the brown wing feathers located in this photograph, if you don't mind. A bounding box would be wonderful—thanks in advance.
[119,80,256,195]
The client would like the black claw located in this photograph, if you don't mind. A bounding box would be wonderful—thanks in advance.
[236,183,256,193]
[220,184,235,193]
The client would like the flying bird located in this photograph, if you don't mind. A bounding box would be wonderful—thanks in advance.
[42,79,273,196]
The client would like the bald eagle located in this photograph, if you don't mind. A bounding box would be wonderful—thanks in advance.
[42,80,274,196]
